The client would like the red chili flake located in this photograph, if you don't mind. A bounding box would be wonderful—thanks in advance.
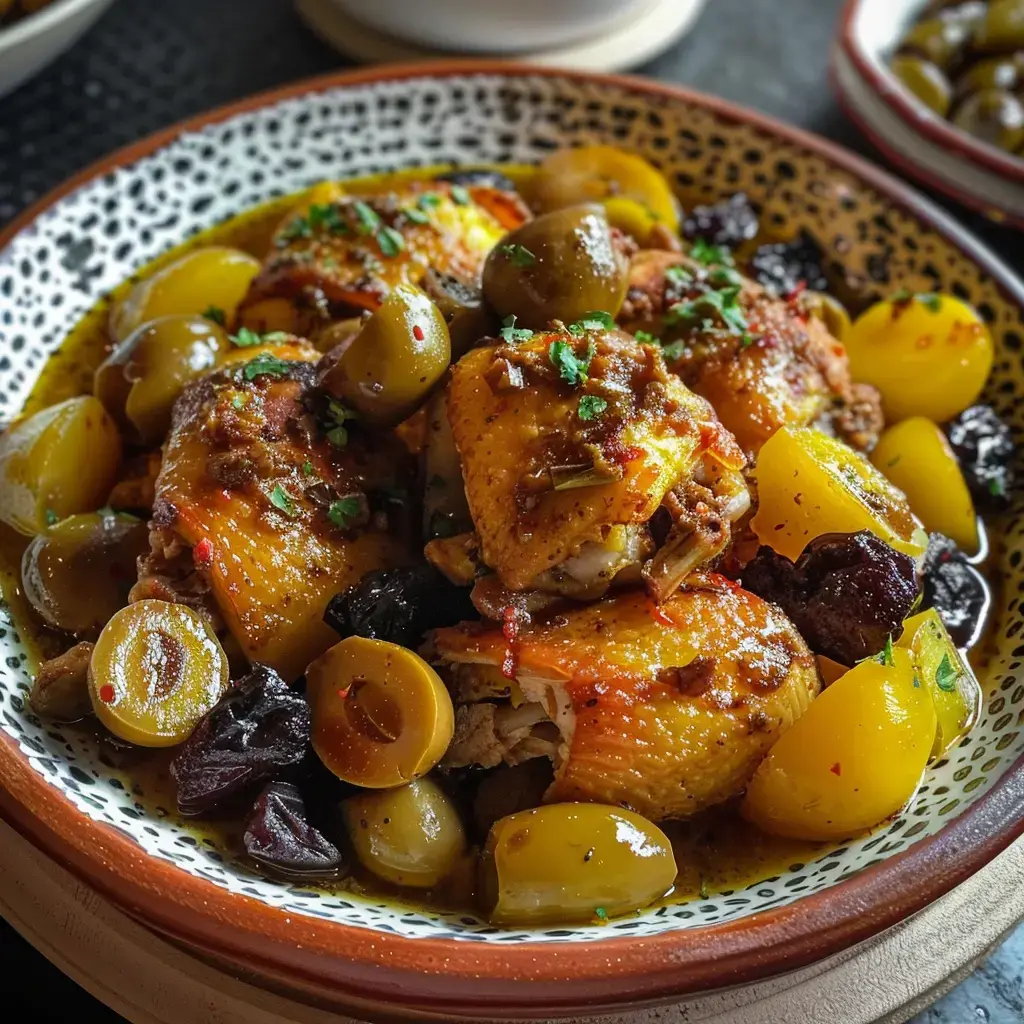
[785,280,807,304]
[708,572,742,592]
[605,442,644,467]
[649,602,675,627]
[412,324,425,341]
[193,538,214,567]
[98,684,116,704]
[337,687,350,700]
[830,762,842,776]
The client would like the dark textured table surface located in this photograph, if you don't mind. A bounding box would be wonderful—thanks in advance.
[0,0,1022,1021]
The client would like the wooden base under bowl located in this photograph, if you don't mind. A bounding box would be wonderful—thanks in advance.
[0,813,1021,1024]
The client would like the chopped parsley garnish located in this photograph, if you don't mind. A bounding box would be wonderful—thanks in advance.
[231,326,264,348]
[418,191,441,209]
[890,288,912,304]
[664,265,693,288]
[634,330,660,344]
[325,400,357,448]
[594,907,608,922]
[690,238,734,266]
[44,508,59,526]
[449,184,471,206]
[499,313,533,344]
[377,225,405,258]
[499,243,536,268]
[567,310,615,335]
[918,293,942,313]
[269,484,299,518]
[353,200,382,235]
[708,264,744,287]
[890,288,942,314]
[328,496,362,529]
[202,305,226,326]
[307,202,348,234]
[403,205,431,225]
[243,354,292,381]
[879,635,895,667]
[231,394,248,411]
[578,395,608,420]
[278,215,312,244]
[302,460,314,477]
[549,338,594,386]
[666,285,748,335]
[935,653,959,692]
[658,339,689,361]
[988,477,1006,498]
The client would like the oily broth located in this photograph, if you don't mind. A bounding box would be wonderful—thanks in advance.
[0,164,983,919]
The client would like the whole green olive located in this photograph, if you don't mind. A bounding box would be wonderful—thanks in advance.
[481,204,629,331]
[481,803,677,926]
[342,777,466,888]
[900,16,975,71]
[954,54,1024,97]
[22,512,150,636]
[973,0,1024,54]
[318,284,451,428]
[94,315,230,444]
[952,87,1024,149]
[891,55,954,115]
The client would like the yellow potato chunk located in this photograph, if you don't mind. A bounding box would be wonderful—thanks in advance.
[742,649,936,840]
[751,426,926,562]
[844,293,993,422]
[872,416,978,554]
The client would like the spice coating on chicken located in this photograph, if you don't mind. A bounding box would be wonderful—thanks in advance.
[433,583,819,821]
[442,328,749,601]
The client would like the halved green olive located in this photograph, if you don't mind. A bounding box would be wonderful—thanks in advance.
[306,636,454,788]
[0,397,122,536]
[343,778,466,888]
[973,0,1024,55]
[94,315,230,443]
[109,246,261,343]
[901,14,976,70]
[482,204,629,331]
[318,284,451,428]
[22,512,149,636]
[892,55,953,115]
[88,599,229,747]
[482,803,677,926]
[952,88,1024,150]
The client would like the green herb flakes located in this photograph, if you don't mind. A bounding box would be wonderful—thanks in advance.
[353,200,382,235]
[418,191,441,209]
[302,460,315,477]
[450,184,471,206]
[44,508,59,526]
[567,310,615,335]
[328,496,363,529]
[935,653,959,693]
[308,202,347,234]
[664,265,693,288]
[879,635,895,668]
[243,354,292,381]
[918,293,942,314]
[690,238,734,266]
[377,225,405,258]
[499,313,533,344]
[269,484,299,518]
[231,394,248,411]
[549,338,592,386]
[278,216,312,244]
[202,305,226,326]
[403,206,431,225]
[666,285,748,335]
[231,326,264,348]
[890,288,942,314]
[634,330,660,345]
[593,907,608,922]
[499,243,536,268]
[578,395,608,420]
[988,477,1006,498]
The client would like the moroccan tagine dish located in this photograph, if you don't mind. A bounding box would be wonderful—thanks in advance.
[0,66,1021,1017]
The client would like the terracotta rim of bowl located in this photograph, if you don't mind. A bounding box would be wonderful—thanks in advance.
[837,0,1024,185]
[2,60,1024,1020]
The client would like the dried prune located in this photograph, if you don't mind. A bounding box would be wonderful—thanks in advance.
[682,192,760,248]
[243,781,345,881]
[944,404,1016,512]
[741,531,919,666]
[919,533,990,648]
[324,564,477,649]
[747,232,828,295]
[436,168,517,193]
[170,664,310,815]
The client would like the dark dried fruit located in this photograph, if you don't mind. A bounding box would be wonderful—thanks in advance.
[919,533,990,648]
[324,564,477,649]
[171,664,310,815]
[747,232,828,296]
[244,781,345,881]
[682,192,760,248]
[741,531,920,666]
[944,404,1016,512]
[436,168,516,192]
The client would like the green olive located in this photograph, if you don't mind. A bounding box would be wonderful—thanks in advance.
[900,16,975,71]
[0,397,122,536]
[481,204,629,331]
[954,54,1023,97]
[892,56,953,115]
[482,803,677,926]
[22,512,149,636]
[952,87,1024,149]
[343,778,466,888]
[973,0,1024,54]
[318,284,450,428]
[94,315,230,444]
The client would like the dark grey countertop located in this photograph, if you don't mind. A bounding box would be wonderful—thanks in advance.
[0,0,1022,1020]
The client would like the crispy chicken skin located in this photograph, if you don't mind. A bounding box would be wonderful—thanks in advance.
[240,179,528,329]
[141,340,411,680]
[432,583,819,821]
[439,328,749,602]
[620,250,884,457]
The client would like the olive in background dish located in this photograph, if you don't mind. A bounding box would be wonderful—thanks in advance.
[891,55,954,115]
[952,87,1024,149]
[973,0,1024,54]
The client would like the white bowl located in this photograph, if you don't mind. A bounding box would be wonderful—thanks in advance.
[0,0,116,99]
[330,0,650,53]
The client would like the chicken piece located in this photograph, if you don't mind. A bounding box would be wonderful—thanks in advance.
[143,339,412,681]
[619,250,883,457]
[442,328,749,603]
[433,583,819,821]
[239,179,528,338]
[30,641,94,721]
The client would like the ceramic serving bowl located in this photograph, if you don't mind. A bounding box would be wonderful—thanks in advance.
[834,0,1024,226]
[0,0,115,99]
[0,63,1023,1021]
